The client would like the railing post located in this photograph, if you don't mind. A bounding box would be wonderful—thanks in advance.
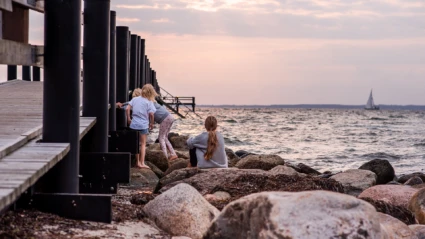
[33,66,41,81]
[7,65,17,81]
[139,39,145,87]
[22,66,31,81]
[129,34,137,92]
[136,36,141,88]
[83,0,110,152]
[108,11,116,131]
[42,0,82,193]
[116,26,130,129]
[144,56,148,85]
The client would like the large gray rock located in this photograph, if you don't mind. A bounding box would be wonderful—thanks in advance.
[235,154,284,170]
[159,168,345,210]
[225,148,240,167]
[361,197,416,225]
[330,169,377,196]
[378,212,417,239]
[164,158,189,176]
[269,165,305,177]
[129,168,159,190]
[146,150,169,172]
[145,161,164,178]
[405,176,424,186]
[204,191,384,239]
[398,173,425,184]
[286,162,321,175]
[359,185,418,209]
[409,225,425,239]
[143,183,219,239]
[359,159,395,184]
[409,188,425,224]
[169,135,189,150]
[157,168,204,191]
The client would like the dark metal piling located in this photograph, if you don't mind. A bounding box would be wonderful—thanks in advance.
[139,39,145,87]
[129,34,137,91]
[115,26,130,129]
[82,0,111,152]
[109,11,116,131]
[42,0,82,193]
[22,66,31,81]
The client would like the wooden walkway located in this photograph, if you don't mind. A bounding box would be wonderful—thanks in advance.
[0,80,96,212]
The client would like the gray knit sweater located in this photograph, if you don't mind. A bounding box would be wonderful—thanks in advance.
[186,131,228,169]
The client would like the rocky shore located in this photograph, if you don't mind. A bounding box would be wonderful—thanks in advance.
[2,133,425,238]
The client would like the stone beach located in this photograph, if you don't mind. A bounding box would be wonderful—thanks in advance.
[2,133,425,238]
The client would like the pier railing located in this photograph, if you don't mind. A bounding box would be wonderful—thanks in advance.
[0,0,195,223]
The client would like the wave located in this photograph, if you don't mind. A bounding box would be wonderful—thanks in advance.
[361,152,401,160]
[224,119,238,123]
[370,117,387,121]
[280,127,297,131]
[414,143,425,147]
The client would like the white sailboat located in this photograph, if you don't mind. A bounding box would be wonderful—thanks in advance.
[365,89,380,110]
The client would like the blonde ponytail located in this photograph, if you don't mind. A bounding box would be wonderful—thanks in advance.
[204,116,218,160]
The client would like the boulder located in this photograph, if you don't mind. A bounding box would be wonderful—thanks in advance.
[147,143,161,151]
[409,188,425,224]
[405,176,424,186]
[398,173,425,184]
[378,212,417,239]
[413,184,425,190]
[269,165,305,177]
[145,161,164,178]
[359,159,395,184]
[130,192,155,205]
[225,148,240,167]
[175,151,189,159]
[145,150,169,172]
[359,185,418,209]
[361,197,416,225]
[129,168,159,190]
[330,169,377,196]
[164,158,189,175]
[234,150,251,157]
[157,168,204,191]
[286,162,321,175]
[159,168,345,210]
[169,135,189,150]
[143,183,219,239]
[204,191,383,239]
[235,154,284,170]
[204,191,231,202]
[409,225,425,239]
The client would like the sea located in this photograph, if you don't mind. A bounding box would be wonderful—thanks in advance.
[150,106,425,176]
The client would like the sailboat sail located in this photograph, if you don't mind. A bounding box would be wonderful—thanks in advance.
[365,90,379,110]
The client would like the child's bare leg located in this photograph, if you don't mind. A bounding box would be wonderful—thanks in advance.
[137,134,149,169]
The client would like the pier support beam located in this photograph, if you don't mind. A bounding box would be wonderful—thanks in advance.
[129,34,137,92]
[136,36,141,88]
[116,26,130,129]
[83,0,110,152]
[109,11,116,131]
[33,66,41,81]
[42,0,82,193]
[22,66,31,81]
[7,65,17,81]
[139,39,145,86]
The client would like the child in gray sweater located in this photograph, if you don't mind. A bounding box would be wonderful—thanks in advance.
[186,116,228,168]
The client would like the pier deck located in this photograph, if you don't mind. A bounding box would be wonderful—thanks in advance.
[0,80,96,212]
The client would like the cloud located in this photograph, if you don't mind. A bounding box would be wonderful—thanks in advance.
[151,18,173,23]
[117,17,140,23]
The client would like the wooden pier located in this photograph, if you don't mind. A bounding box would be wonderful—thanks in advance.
[0,0,196,223]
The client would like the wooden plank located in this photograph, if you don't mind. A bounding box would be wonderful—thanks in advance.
[2,3,29,43]
[12,0,43,13]
[0,0,13,11]
[0,39,43,67]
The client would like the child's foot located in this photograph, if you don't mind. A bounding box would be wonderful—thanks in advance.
[169,155,178,161]
[136,164,150,169]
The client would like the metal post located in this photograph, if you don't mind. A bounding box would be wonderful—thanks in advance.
[136,36,141,88]
[22,66,31,81]
[43,0,82,193]
[83,0,110,152]
[129,34,137,92]
[33,66,41,81]
[115,26,129,129]
[139,39,145,86]
[144,56,148,85]
[7,65,17,80]
[152,70,156,89]
[108,11,116,131]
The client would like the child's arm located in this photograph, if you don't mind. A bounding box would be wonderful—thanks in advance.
[149,112,154,130]
[126,105,132,125]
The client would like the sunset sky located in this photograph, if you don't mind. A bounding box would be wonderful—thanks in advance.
[6,0,425,105]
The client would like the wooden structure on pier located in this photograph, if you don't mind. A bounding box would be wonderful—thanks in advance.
[0,0,195,223]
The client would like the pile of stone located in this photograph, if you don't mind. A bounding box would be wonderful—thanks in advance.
[127,133,425,239]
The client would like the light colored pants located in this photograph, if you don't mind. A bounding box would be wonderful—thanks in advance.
[159,115,176,158]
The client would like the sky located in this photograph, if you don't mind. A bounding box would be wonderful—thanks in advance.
[3,0,425,105]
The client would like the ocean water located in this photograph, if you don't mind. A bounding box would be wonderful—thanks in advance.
[150,107,425,176]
